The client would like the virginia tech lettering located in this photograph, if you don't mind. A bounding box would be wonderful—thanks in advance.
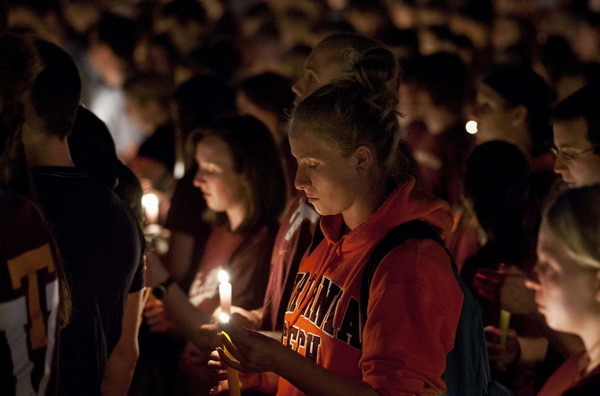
[283,272,362,361]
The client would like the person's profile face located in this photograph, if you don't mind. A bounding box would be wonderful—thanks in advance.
[528,225,599,334]
[291,44,338,104]
[552,117,600,188]
[289,124,362,218]
[473,84,515,146]
[193,135,247,214]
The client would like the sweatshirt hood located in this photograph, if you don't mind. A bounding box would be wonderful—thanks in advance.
[320,177,454,253]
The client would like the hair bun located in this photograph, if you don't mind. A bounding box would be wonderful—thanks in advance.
[353,47,400,92]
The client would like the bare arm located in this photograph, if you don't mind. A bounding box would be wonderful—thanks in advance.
[148,253,212,348]
[101,290,144,396]
[164,231,196,285]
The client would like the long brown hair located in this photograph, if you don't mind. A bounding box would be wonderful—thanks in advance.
[192,115,287,233]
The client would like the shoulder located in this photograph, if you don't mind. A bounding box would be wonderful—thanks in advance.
[0,188,53,256]
[372,238,456,293]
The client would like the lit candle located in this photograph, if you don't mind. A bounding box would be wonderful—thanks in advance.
[218,269,232,316]
[142,193,160,224]
[499,309,511,346]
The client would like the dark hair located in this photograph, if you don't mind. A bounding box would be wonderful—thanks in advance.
[0,0,7,34]
[163,0,208,24]
[94,13,140,61]
[68,106,143,225]
[187,37,241,82]
[123,71,174,109]
[31,40,81,139]
[113,163,144,226]
[465,140,529,244]
[551,85,600,154]
[412,52,468,111]
[237,72,294,122]
[291,47,407,185]
[483,64,552,156]
[68,106,119,188]
[0,33,41,185]
[174,74,236,138]
[561,61,600,88]
[538,35,577,85]
[192,115,286,233]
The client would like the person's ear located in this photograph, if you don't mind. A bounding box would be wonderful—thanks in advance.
[353,145,373,172]
[511,105,528,127]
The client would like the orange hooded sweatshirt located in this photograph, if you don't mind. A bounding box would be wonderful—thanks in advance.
[279,178,463,395]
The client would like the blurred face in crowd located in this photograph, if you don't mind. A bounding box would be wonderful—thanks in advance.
[552,117,600,188]
[527,225,600,334]
[124,97,154,134]
[291,43,339,104]
[193,135,247,216]
[473,83,528,150]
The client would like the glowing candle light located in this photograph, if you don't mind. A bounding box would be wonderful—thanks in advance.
[499,309,511,346]
[219,312,230,323]
[218,270,232,316]
[142,193,160,224]
[465,120,478,134]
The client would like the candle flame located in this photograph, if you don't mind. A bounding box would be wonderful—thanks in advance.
[218,269,229,284]
[142,193,159,210]
[465,120,478,134]
[219,312,230,323]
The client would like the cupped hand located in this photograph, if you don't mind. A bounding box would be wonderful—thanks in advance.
[214,321,284,374]
[144,298,175,333]
[485,325,520,372]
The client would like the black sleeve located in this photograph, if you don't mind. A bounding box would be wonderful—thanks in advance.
[129,224,146,293]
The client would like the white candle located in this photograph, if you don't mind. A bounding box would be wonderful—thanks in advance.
[218,269,232,316]
[142,193,160,224]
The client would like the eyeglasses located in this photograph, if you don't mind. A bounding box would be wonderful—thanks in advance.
[550,146,596,162]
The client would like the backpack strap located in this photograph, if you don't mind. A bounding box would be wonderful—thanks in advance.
[360,220,446,323]
[359,220,493,395]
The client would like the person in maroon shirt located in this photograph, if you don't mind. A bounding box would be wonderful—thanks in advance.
[147,115,286,395]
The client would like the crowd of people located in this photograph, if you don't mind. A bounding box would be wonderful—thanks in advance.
[2,0,600,395]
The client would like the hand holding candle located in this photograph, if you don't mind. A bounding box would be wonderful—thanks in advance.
[221,330,241,396]
[218,270,239,396]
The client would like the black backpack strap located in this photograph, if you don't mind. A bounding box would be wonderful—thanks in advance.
[359,220,492,395]
[360,220,446,324]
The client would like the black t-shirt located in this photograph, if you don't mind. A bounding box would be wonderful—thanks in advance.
[137,123,175,172]
[31,166,144,396]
